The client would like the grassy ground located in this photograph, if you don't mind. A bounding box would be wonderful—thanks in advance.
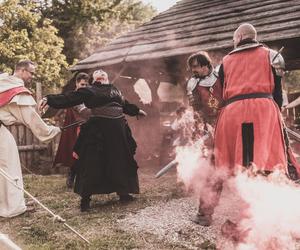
[1,160,190,250]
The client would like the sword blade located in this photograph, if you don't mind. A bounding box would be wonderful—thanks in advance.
[61,120,85,130]
[272,46,284,63]
[155,159,178,178]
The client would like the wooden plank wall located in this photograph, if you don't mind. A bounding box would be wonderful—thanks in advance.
[6,123,60,173]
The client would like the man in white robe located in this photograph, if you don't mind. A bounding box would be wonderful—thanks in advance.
[0,60,61,218]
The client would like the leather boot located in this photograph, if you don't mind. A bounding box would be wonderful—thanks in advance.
[80,197,91,212]
[118,194,135,202]
[191,212,212,226]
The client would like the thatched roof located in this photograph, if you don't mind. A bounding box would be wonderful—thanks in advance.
[72,0,300,75]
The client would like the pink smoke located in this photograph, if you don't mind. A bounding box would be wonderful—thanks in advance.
[173,108,220,197]
[231,170,300,250]
[175,139,213,194]
[172,108,300,249]
[172,109,223,193]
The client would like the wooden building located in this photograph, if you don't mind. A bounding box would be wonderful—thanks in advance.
[68,0,300,164]
[11,1,300,171]
[72,0,300,81]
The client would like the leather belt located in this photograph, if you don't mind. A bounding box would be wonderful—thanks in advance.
[224,93,273,106]
[91,106,124,119]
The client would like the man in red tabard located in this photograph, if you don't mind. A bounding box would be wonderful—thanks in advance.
[215,23,292,173]
[185,51,224,226]
[197,23,298,228]
[186,51,223,128]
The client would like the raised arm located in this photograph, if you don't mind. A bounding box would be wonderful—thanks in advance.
[46,88,93,109]
[8,103,60,143]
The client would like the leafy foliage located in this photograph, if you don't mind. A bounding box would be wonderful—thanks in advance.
[0,0,68,93]
[285,70,300,93]
[0,0,155,93]
[39,0,156,64]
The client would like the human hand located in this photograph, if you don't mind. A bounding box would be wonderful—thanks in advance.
[38,97,49,114]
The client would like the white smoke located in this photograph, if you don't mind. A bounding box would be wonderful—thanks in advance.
[232,170,300,250]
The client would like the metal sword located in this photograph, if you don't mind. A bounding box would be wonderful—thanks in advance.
[155,132,211,178]
[60,120,85,131]
[155,159,178,178]
[272,46,284,63]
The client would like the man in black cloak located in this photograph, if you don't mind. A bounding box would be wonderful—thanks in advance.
[39,69,146,211]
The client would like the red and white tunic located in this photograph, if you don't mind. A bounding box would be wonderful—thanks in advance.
[214,45,286,172]
[0,73,60,218]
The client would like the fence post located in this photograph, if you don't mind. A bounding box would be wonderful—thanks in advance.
[36,82,42,113]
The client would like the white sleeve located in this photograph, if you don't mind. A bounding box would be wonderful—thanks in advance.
[10,94,37,106]
[269,49,285,69]
[7,103,61,143]
[186,77,199,95]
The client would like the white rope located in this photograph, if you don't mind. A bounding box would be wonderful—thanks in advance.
[0,167,91,244]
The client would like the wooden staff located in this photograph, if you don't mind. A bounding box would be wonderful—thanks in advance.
[0,167,91,245]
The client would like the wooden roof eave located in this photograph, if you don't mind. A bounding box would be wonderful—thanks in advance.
[71,26,300,71]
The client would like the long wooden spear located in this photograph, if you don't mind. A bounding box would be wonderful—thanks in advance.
[0,167,91,245]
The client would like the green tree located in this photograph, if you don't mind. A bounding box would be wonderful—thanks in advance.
[0,0,68,93]
[38,0,156,64]
[285,70,300,94]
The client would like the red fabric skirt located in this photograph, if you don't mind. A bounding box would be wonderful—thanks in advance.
[53,109,78,168]
[214,98,286,172]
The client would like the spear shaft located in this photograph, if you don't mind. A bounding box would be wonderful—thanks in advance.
[0,168,91,244]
